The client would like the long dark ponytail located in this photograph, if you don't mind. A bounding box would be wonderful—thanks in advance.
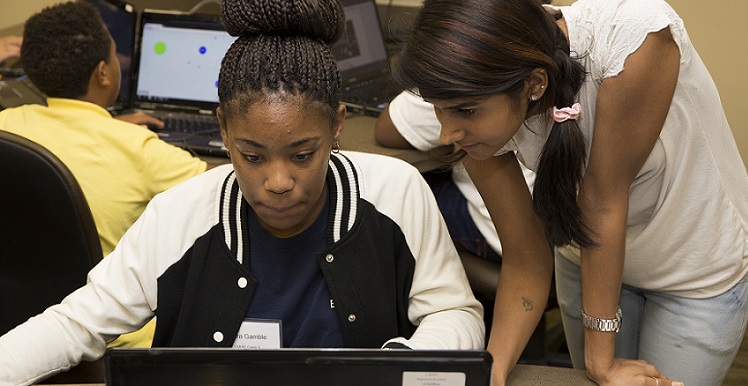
[392,0,594,247]
[533,23,593,248]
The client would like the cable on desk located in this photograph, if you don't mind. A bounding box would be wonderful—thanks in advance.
[188,0,221,15]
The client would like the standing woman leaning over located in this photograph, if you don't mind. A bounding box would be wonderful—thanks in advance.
[392,0,748,385]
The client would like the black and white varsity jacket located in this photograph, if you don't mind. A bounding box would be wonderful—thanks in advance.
[0,151,484,385]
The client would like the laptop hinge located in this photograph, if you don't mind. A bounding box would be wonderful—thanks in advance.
[137,103,215,115]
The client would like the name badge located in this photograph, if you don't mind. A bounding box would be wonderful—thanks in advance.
[232,318,283,349]
[402,372,466,386]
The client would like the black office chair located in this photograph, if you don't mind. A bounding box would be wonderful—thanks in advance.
[459,250,572,368]
[0,130,105,382]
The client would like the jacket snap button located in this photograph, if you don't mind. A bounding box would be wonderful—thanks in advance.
[237,277,248,288]
[348,314,356,322]
[325,254,334,263]
[213,331,224,342]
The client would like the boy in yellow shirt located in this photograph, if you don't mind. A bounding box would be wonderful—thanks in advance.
[0,1,214,347]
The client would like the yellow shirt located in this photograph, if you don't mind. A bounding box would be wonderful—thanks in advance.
[0,98,207,347]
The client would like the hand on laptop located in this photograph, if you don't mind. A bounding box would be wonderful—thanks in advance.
[0,35,22,63]
[115,110,164,130]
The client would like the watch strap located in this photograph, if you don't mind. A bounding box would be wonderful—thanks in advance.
[581,306,622,333]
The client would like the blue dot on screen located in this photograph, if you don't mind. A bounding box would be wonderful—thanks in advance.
[215,81,219,88]
[199,46,207,54]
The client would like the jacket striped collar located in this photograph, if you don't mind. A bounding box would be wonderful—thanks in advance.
[218,153,360,264]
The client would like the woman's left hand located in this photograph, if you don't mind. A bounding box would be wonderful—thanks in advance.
[586,358,682,386]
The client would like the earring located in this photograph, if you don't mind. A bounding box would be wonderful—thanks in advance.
[332,141,340,154]
[530,94,538,101]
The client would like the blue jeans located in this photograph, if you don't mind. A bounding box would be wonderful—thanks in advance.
[554,253,748,386]
[423,171,502,264]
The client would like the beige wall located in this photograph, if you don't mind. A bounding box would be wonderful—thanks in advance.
[0,0,61,31]
[3,0,746,162]
[670,1,748,161]
[0,0,220,31]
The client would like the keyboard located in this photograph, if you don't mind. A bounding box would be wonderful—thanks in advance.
[147,111,221,135]
[162,115,220,135]
[341,75,401,108]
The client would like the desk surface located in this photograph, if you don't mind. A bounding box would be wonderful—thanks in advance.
[509,364,594,385]
[340,115,452,173]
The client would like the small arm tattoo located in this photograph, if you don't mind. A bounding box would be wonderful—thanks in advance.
[522,297,534,311]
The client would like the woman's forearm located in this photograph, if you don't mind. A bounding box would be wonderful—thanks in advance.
[488,246,553,381]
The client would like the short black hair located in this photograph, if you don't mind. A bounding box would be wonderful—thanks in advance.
[21,1,111,98]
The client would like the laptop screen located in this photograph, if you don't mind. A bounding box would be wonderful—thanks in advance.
[134,11,237,111]
[85,0,137,109]
[333,0,390,83]
[105,348,493,386]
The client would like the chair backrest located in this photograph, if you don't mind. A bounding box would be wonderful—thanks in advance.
[0,130,103,336]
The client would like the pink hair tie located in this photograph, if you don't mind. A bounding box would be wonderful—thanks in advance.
[551,103,582,123]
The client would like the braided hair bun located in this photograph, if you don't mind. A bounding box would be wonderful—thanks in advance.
[218,0,344,120]
[221,0,343,44]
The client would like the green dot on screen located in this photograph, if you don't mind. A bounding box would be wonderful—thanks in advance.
[153,42,166,55]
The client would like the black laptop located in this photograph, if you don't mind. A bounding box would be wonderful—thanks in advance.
[105,348,492,386]
[0,77,46,110]
[130,9,237,156]
[333,0,403,116]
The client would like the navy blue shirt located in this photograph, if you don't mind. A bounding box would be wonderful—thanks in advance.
[245,198,344,348]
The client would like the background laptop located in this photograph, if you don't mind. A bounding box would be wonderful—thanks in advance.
[333,0,403,116]
[130,9,236,156]
[0,77,46,110]
[106,348,492,386]
[85,0,138,113]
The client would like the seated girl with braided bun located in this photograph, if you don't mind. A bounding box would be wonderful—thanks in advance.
[0,0,484,384]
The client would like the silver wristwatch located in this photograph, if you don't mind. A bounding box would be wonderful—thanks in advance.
[581,306,622,333]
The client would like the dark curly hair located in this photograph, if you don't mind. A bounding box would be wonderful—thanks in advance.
[21,1,111,99]
[218,0,344,125]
